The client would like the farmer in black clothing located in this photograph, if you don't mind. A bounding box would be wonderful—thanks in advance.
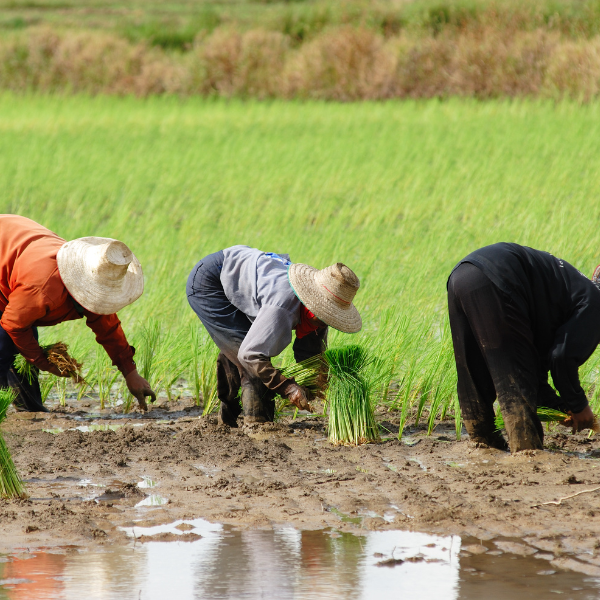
[448,243,598,453]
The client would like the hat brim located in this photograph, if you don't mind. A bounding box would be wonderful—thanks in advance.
[288,263,362,334]
[57,237,144,315]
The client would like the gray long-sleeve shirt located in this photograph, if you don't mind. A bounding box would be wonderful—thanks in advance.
[221,246,325,391]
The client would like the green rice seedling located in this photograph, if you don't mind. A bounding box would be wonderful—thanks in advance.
[90,347,120,410]
[189,326,219,414]
[153,331,192,402]
[136,319,162,389]
[39,373,58,405]
[15,342,85,384]
[15,342,86,407]
[281,352,327,402]
[325,345,380,446]
[495,406,600,432]
[425,324,458,436]
[7,95,600,430]
[371,313,411,408]
[280,345,380,443]
[0,388,27,498]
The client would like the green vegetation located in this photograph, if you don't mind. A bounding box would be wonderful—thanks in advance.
[0,388,26,498]
[6,0,600,43]
[3,94,600,434]
[5,1,600,99]
[325,346,380,446]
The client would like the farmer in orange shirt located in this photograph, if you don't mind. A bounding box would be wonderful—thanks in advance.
[0,214,156,412]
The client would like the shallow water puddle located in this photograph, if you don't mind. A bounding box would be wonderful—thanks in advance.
[135,494,169,507]
[74,424,125,433]
[2,527,600,599]
[137,476,157,489]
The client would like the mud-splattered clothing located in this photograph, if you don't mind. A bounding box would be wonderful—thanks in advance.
[186,246,327,395]
[448,243,600,451]
[0,214,136,376]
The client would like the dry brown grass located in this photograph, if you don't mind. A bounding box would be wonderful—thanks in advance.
[3,24,600,100]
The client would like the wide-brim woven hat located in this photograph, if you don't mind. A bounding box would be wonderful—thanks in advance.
[288,262,362,333]
[57,237,144,315]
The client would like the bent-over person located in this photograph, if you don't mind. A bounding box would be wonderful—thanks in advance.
[0,214,156,412]
[186,246,362,426]
[448,242,598,453]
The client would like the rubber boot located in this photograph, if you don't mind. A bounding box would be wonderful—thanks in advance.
[5,366,48,413]
[216,353,242,427]
[242,377,275,425]
[463,419,509,451]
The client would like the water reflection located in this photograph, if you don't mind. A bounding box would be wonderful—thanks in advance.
[0,524,458,600]
[2,525,598,600]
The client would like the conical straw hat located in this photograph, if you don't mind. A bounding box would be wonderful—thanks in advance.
[288,262,362,333]
[57,237,144,315]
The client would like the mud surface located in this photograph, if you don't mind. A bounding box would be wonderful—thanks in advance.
[3,397,600,576]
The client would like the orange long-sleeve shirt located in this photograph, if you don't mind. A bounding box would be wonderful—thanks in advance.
[0,215,136,375]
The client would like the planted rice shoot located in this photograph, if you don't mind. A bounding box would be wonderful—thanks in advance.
[7,96,600,433]
[0,388,27,499]
[189,326,219,415]
[495,406,600,432]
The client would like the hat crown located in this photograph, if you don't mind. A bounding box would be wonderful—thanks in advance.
[92,240,132,282]
[315,262,360,306]
[57,236,143,315]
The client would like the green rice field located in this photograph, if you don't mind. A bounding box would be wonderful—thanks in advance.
[3,94,600,434]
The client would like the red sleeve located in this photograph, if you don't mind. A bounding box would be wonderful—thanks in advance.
[84,311,136,376]
[0,283,47,364]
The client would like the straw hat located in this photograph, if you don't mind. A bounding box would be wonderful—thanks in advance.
[288,262,362,333]
[57,237,144,315]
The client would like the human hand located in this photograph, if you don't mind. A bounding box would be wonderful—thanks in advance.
[125,369,156,412]
[563,405,595,433]
[286,383,311,411]
[35,357,70,378]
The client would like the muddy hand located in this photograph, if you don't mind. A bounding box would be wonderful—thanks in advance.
[286,383,310,411]
[38,358,70,378]
[563,405,595,433]
[125,370,156,412]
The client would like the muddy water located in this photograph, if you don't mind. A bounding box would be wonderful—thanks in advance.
[1,523,599,600]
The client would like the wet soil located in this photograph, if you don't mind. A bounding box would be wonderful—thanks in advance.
[3,397,600,577]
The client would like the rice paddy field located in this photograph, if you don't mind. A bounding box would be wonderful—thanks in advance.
[3,93,600,435]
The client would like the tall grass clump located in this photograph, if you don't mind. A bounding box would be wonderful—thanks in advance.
[0,388,27,499]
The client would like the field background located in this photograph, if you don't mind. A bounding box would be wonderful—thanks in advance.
[5,0,600,99]
[3,93,600,430]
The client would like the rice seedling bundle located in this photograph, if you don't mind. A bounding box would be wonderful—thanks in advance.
[16,342,85,384]
[0,388,27,498]
[283,345,379,445]
[325,346,380,446]
[281,354,329,401]
[495,406,600,432]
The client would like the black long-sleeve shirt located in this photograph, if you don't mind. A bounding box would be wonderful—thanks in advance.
[456,242,600,413]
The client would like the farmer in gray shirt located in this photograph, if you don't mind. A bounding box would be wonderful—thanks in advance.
[186,246,362,426]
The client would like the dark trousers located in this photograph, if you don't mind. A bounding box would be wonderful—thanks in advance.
[186,251,275,423]
[447,263,553,452]
[0,318,45,411]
